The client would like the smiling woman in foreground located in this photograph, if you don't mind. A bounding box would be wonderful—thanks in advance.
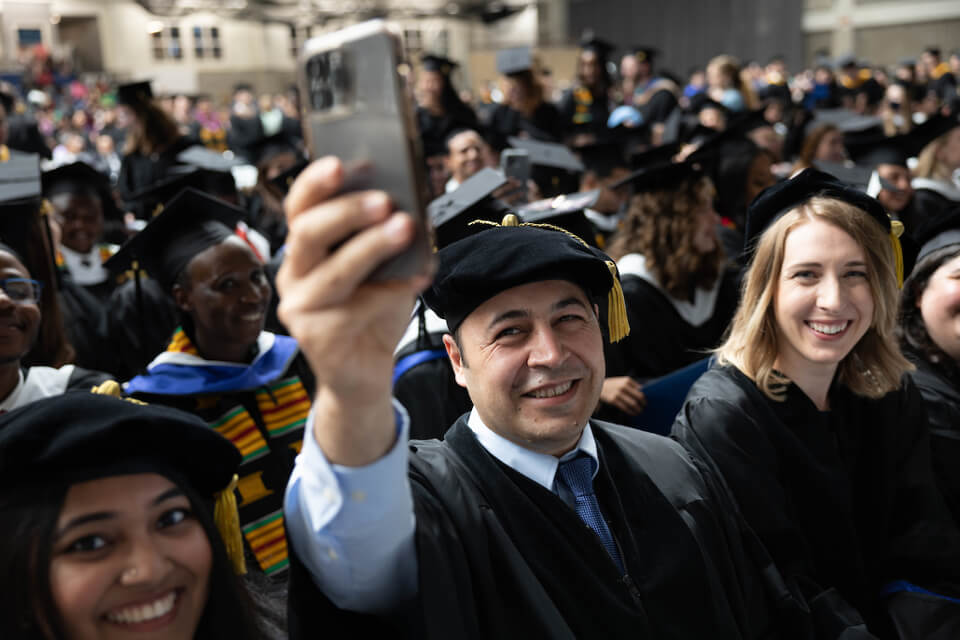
[0,394,274,640]
[672,169,960,637]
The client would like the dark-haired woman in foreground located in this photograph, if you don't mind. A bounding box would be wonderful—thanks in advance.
[673,169,960,637]
[0,393,281,639]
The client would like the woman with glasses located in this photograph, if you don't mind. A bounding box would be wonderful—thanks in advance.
[0,242,111,412]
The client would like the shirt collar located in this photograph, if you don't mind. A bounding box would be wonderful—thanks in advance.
[466,407,598,492]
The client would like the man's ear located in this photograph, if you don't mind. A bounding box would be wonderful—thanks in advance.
[172,282,192,313]
[593,303,600,320]
[443,333,468,388]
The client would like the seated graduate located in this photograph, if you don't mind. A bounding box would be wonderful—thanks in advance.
[42,161,125,303]
[487,46,564,148]
[0,393,283,639]
[898,204,960,523]
[278,158,812,639]
[115,188,314,579]
[0,242,110,410]
[601,160,740,420]
[672,169,960,637]
[910,113,960,231]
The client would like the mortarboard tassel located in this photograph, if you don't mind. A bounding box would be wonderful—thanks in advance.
[215,474,247,575]
[605,261,630,342]
[889,219,904,289]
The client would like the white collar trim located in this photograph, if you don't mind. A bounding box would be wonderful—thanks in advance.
[617,252,723,327]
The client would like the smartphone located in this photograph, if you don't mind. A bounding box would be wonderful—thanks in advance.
[299,20,430,281]
[499,148,531,184]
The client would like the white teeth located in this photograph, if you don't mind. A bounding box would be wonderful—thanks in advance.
[105,591,177,624]
[529,381,573,398]
[808,321,849,335]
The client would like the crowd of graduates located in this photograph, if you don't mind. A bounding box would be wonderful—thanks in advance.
[0,24,959,639]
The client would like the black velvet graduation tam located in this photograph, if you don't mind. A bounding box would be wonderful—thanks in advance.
[106,187,243,291]
[743,168,904,284]
[912,203,960,264]
[422,215,629,341]
[427,167,509,249]
[0,392,239,492]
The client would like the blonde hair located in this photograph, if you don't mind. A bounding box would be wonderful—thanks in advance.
[913,130,954,181]
[717,197,912,400]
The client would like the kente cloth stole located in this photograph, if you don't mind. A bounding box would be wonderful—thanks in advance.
[209,376,310,575]
[167,326,200,355]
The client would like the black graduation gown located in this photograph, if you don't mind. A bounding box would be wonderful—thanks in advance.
[288,417,814,639]
[905,349,960,525]
[101,277,179,380]
[116,136,193,218]
[487,102,564,149]
[672,365,960,635]
[56,276,112,373]
[605,267,740,382]
[392,331,472,440]
[557,86,612,142]
[909,188,958,242]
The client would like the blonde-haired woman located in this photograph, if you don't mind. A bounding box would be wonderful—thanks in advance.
[672,169,960,636]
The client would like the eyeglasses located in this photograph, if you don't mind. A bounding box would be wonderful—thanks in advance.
[0,278,43,304]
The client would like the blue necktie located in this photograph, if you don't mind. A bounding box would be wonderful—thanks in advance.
[556,454,625,573]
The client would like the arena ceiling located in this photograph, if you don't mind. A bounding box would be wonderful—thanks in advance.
[132,0,529,24]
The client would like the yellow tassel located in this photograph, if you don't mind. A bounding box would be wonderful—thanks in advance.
[889,231,904,289]
[215,474,247,575]
[605,261,630,342]
[90,380,123,396]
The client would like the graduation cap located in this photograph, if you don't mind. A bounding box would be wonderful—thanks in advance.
[576,141,627,178]
[115,81,153,107]
[743,168,903,283]
[727,109,774,136]
[811,161,874,191]
[907,113,960,155]
[268,159,309,196]
[0,152,44,255]
[834,54,858,70]
[176,145,244,172]
[428,168,509,249]
[579,31,615,59]
[516,189,601,247]
[422,213,629,341]
[41,161,123,221]
[0,392,247,574]
[421,54,458,76]
[106,188,244,291]
[128,167,238,219]
[507,136,584,197]
[912,203,960,265]
[611,160,702,193]
[844,130,911,168]
[631,46,658,64]
[248,134,303,167]
[496,47,533,76]
[625,141,681,171]
[805,109,883,136]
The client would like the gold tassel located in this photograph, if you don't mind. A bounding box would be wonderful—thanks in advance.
[606,261,630,342]
[889,220,904,289]
[90,379,123,396]
[215,474,247,575]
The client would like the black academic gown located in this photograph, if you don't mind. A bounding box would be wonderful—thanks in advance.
[672,365,960,636]
[909,187,959,242]
[57,276,111,373]
[101,277,179,380]
[905,349,960,526]
[605,267,740,382]
[116,136,193,218]
[288,417,815,639]
[557,86,612,143]
[487,102,564,149]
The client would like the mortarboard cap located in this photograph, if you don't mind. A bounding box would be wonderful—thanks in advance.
[626,141,681,171]
[631,46,658,64]
[422,214,629,341]
[835,54,858,69]
[611,160,702,193]
[496,47,533,76]
[923,46,942,58]
[106,188,244,290]
[844,130,911,167]
[427,167,509,249]
[743,168,902,282]
[811,161,874,191]
[579,31,615,59]
[248,134,303,167]
[0,153,42,255]
[912,203,960,265]
[516,189,601,247]
[421,54,458,75]
[176,145,244,172]
[508,136,584,197]
[128,167,238,218]
[268,159,309,196]
[907,113,960,156]
[575,141,627,177]
[41,161,123,220]
[116,81,154,107]
[805,109,883,135]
